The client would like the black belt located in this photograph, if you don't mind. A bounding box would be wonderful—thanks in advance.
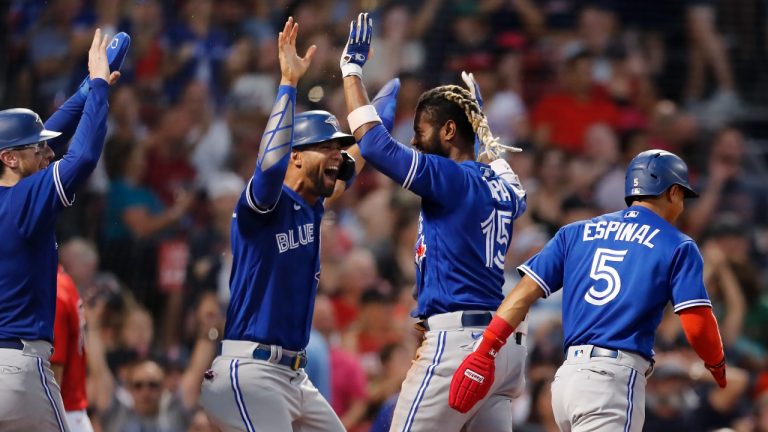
[586,346,655,377]
[253,346,307,370]
[218,343,308,370]
[0,339,23,350]
[419,313,524,345]
[589,346,619,359]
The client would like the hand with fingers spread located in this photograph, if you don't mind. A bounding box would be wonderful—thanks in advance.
[278,17,317,87]
[340,12,373,78]
[88,29,120,85]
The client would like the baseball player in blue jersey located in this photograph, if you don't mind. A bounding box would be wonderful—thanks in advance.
[199,18,370,432]
[341,13,529,432]
[449,149,728,432]
[0,29,120,432]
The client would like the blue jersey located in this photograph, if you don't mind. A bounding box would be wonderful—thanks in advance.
[224,85,324,351]
[0,80,108,342]
[519,205,712,359]
[358,125,526,318]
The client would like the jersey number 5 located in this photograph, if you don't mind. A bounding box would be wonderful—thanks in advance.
[585,248,628,306]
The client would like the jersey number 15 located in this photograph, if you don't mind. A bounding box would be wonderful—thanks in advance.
[481,209,513,270]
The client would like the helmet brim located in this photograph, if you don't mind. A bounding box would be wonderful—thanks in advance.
[40,129,62,141]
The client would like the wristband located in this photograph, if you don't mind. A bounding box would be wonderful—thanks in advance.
[347,105,381,133]
[341,63,363,78]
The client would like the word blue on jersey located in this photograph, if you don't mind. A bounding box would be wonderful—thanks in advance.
[224,86,324,352]
[0,80,108,342]
[358,125,526,318]
[519,205,712,359]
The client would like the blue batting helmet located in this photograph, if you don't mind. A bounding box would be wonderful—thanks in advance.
[0,108,61,151]
[293,110,355,149]
[624,149,698,206]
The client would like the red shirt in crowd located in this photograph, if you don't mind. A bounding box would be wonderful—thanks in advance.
[532,87,620,154]
[52,267,88,411]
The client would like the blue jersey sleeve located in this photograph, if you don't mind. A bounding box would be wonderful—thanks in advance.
[518,227,567,298]
[244,85,295,213]
[44,87,88,156]
[53,78,109,205]
[10,80,108,237]
[358,124,467,204]
[669,241,712,313]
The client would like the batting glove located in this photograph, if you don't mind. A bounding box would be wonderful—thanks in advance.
[371,78,400,133]
[78,32,131,97]
[337,151,356,182]
[461,71,484,108]
[705,358,727,388]
[340,12,373,78]
[449,316,514,413]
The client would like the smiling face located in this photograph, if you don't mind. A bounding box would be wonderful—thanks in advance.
[410,110,450,157]
[295,139,344,197]
[0,141,55,179]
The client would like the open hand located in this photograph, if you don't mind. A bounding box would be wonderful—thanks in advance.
[278,17,316,86]
[88,29,120,84]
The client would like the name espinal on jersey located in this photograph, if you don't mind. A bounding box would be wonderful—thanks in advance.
[582,210,660,248]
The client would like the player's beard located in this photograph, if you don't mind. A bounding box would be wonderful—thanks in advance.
[311,165,337,197]
[423,133,449,158]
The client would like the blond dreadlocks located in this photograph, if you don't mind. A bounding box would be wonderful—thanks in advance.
[416,85,518,162]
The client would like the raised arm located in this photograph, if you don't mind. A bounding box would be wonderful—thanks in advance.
[245,17,315,212]
[53,29,113,205]
[45,33,128,155]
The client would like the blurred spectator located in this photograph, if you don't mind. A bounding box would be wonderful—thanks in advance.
[364,2,426,89]
[186,172,243,305]
[644,358,750,431]
[181,80,234,188]
[525,149,568,235]
[186,408,218,432]
[59,236,99,291]
[314,294,370,432]
[687,127,768,238]
[532,48,620,153]
[517,377,558,432]
[703,215,768,367]
[331,248,381,331]
[683,1,742,126]
[160,0,232,104]
[141,108,197,206]
[25,0,81,113]
[101,137,193,304]
[101,293,220,432]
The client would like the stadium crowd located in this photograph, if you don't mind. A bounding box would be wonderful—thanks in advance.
[3,0,768,430]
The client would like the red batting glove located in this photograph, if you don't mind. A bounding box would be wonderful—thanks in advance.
[449,316,514,413]
[705,358,727,388]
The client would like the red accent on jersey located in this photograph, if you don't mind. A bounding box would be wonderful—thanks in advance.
[52,267,88,411]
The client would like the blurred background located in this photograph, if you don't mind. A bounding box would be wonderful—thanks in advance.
[2,0,768,431]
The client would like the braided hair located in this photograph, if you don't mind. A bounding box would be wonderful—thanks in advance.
[416,85,503,160]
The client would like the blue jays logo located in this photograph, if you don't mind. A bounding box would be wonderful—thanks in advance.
[325,116,341,131]
[414,215,426,269]
[414,235,427,270]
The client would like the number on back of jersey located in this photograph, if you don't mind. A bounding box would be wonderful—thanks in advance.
[481,209,513,270]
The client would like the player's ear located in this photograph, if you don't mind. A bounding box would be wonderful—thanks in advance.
[290,149,303,168]
[442,119,457,141]
[0,151,18,169]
